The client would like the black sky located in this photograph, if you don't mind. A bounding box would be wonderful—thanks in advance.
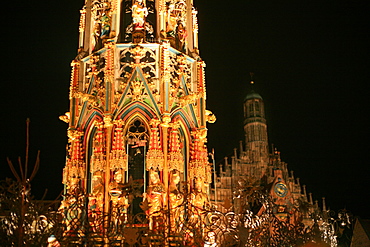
[1,0,369,218]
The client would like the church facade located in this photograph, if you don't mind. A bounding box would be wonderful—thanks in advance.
[210,85,325,229]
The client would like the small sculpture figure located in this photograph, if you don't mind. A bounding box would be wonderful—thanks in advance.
[169,171,183,231]
[109,169,128,208]
[91,23,102,51]
[175,22,187,52]
[191,178,209,210]
[145,171,166,230]
[146,171,165,215]
[190,178,209,229]
[164,3,177,47]
[166,4,176,37]
[132,0,148,30]
[100,15,111,43]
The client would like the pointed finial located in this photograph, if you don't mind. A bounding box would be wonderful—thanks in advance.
[322,197,327,211]
[250,72,254,84]
[302,184,307,197]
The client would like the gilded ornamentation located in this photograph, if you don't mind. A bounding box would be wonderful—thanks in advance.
[160,113,171,127]
[79,7,86,33]
[146,119,164,171]
[90,122,106,174]
[196,61,206,99]
[128,78,144,101]
[59,112,70,123]
[67,129,84,141]
[168,122,184,172]
[69,62,79,100]
[103,116,113,128]
[179,93,198,106]
[205,110,216,123]
[104,43,115,78]
[110,120,128,171]
[63,130,85,190]
[132,45,147,64]
[189,129,210,182]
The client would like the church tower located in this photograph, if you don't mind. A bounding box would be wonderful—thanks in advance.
[240,81,269,181]
[60,0,214,236]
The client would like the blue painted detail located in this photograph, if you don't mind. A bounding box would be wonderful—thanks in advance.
[180,75,189,95]
[187,104,198,128]
[105,80,110,112]
[172,110,193,129]
[77,102,103,130]
[77,102,88,127]
[118,102,156,120]
[168,47,195,63]
[86,76,95,95]
[82,56,90,63]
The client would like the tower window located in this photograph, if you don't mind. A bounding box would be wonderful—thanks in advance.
[249,103,254,114]
[254,101,260,112]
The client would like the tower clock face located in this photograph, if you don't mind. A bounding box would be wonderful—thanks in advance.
[274,183,288,197]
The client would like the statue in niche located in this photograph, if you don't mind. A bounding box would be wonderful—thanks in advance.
[190,178,209,229]
[175,21,187,52]
[89,171,104,231]
[109,169,127,206]
[100,15,111,43]
[92,23,102,52]
[109,169,129,226]
[162,3,177,47]
[166,3,177,36]
[91,171,104,198]
[169,171,183,231]
[145,171,166,229]
[132,0,148,30]
[191,178,209,209]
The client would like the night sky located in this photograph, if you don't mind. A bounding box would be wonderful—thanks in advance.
[1,0,369,218]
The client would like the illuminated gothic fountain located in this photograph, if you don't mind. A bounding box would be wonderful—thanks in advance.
[54,0,345,246]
